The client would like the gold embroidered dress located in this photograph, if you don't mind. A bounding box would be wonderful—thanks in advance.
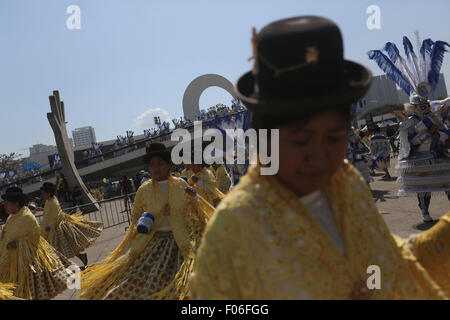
[41,196,103,259]
[0,207,75,300]
[191,161,449,299]
[215,165,232,194]
[78,176,214,300]
[188,167,225,206]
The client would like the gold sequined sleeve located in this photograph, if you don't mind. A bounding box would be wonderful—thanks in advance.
[394,212,450,297]
[191,201,260,300]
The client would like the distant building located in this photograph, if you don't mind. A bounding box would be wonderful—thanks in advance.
[28,144,57,169]
[357,73,448,114]
[72,126,97,148]
[29,144,56,155]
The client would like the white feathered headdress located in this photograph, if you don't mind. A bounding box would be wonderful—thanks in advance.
[368,36,449,102]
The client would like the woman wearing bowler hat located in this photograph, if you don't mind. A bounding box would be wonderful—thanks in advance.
[188,142,225,207]
[0,187,76,299]
[36,182,103,270]
[191,16,449,299]
[78,143,215,300]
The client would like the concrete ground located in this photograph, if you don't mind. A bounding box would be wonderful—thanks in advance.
[369,157,448,238]
[53,223,128,300]
[53,157,449,299]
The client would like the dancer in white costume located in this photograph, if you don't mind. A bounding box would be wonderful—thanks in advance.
[369,126,392,179]
[368,36,450,222]
[346,128,373,184]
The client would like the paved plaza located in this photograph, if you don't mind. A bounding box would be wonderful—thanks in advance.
[54,157,449,300]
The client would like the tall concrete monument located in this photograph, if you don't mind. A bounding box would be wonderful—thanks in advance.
[182,74,238,120]
[48,91,99,212]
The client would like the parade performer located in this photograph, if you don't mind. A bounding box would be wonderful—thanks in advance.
[213,163,232,194]
[0,187,76,300]
[188,159,225,208]
[368,34,450,222]
[179,151,194,180]
[369,126,392,179]
[346,128,373,184]
[191,16,449,299]
[78,143,214,300]
[36,182,103,270]
[90,186,104,202]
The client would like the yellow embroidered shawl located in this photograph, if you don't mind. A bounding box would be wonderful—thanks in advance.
[0,207,63,299]
[188,167,225,206]
[41,195,97,244]
[79,175,214,300]
[191,162,449,299]
[40,196,63,238]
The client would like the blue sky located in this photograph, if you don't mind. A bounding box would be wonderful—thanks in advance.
[1,0,449,157]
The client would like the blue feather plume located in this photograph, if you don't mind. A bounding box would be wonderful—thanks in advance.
[420,39,434,57]
[403,36,415,57]
[403,36,421,84]
[428,41,450,90]
[383,42,400,63]
[367,50,414,95]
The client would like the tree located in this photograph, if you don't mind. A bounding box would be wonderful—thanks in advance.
[0,152,25,172]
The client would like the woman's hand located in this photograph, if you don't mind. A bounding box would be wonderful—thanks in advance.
[6,240,18,250]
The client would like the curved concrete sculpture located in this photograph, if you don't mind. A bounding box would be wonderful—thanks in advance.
[182,74,238,121]
[48,91,99,212]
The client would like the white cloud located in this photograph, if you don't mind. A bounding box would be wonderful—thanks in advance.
[134,107,173,129]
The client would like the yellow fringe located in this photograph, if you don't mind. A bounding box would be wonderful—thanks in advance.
[79,179,213,300]
[62,211,92,223]
[0,236,62,300]
[79,228,153,300]
[79,250,135,300]
[0,283,22,300]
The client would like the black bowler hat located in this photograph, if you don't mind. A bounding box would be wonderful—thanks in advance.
[143,143,172,164]
[40,182,56,194]
[236,16,372,116]
[1,187,27,203]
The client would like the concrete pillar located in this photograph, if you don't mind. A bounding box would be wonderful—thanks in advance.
[47,91,99,212]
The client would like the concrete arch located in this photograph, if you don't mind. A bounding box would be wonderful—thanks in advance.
[182,74,237,120]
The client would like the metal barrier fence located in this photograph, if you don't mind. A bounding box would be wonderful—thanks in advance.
[31,193,137,231]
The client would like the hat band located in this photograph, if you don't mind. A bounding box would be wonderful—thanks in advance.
[258,54,317,78]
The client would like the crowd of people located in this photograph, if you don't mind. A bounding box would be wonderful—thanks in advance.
[1,16,449,301]
[0,168,45,191]
[346,124,395,184]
